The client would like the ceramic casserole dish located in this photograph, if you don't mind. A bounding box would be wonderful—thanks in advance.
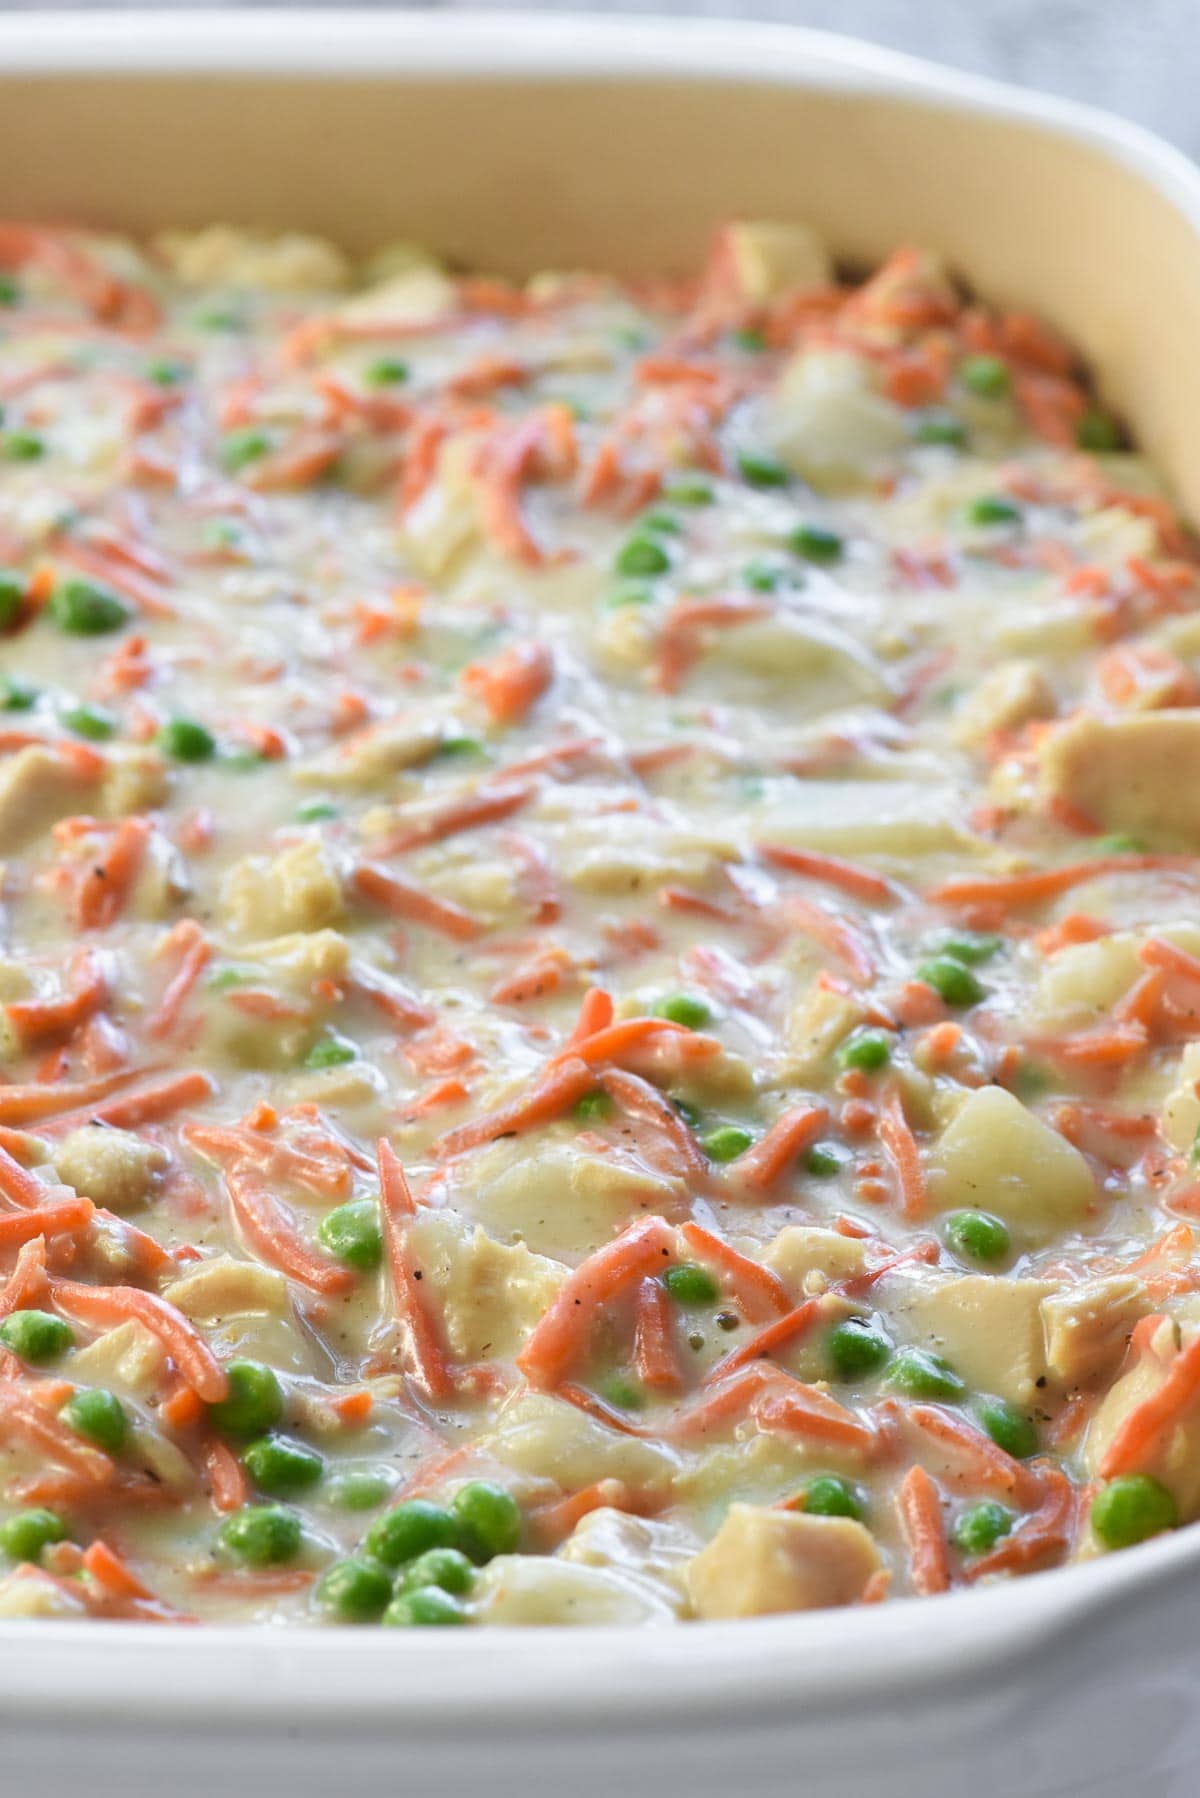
[1,12,1200,1795]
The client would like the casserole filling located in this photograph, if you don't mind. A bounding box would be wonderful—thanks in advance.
[0,218,1195,1625]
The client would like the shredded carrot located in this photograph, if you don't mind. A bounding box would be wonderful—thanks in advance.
[43,1070,215,1135]
[53,1281,228,1402]
[530,1478,634,1547]
[598,1066,710,1185]
[223,1166,355,1298]
[460,640,554,726]
[632,1276,680,1393]
[0,1380,114,1484]
[782,895,876,983]
[753,1381,877,1454]
[877,1082,927,1220]
[552,1014,719,1071]
[733,1103,828,1191]
[432,1055,595,1159]
[202,1436,249,1514]
[965,1465,1073,1578]
[0,1195,94,1245]
[352,863,482,941]
[516,1215,676,1390]
[1098,1325,1200,1477]
[703,1297,822,1385]
[378,778,532,856]
[76,815,151,930]
[146,921,211,1039]
[758,843,903,905]
[6,952,108,1046]
[930,854,1198,913]
[678,1221,791,1323]
[489,945,573,1006]
[376,1139,454,1403]
[908,1404,1042,1505]
[896,1464,950,1595]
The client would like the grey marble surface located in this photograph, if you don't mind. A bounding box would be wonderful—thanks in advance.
[1,0,1197,161]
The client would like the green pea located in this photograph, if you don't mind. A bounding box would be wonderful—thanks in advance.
[304,1034,357,1070]
[639,511,682,536]
[827,1316,891,1378]
[207,1360,284,1439]
[601,585,653,610]
[931,931,1002,966]
[885,1347,965,1401]
[297,800,338,824]
[729,327,766,353]
[740,560,788,593]
[314,1556,393,1623]
[798,1475,863,1520]
[945,1209,1011,1264]
[382,1586,469,1627]
[436,735,486,759]
[836,1029,891,1073]
[145,358,190,387]
[573,1090,614,1123]
[662,1263,718,1306]
[327,1470,393,1512]
[318,1199,383,1272]
[670,1095,702,1129]
[4,431,44,461]
[914,412,967,447]
[1093,831,1143,855]
[977,1399,1038,1460]
[0,275,20,307]
[804,1143,844,1177]
[965,494,1022,528]
[0,569,25,629]
[220,429,271,473]
[661,480,714,506]
[952,1501,1013,1556]
[397,1547,476,1597]
[60,1388,127,1455]
[0,1506,68,1563]
[1090,1475,1177,1550]
[916,954,985,1007]
[450,1480,521,1563]
[219,1503,302,1568]
[195,307,243,333]
[959,354,1010,398]
[1,676,37,710]
[615,535,671,578]
[364,1500,458,1569]
[243,1434,323,1498]
[1076,410,1121,453]
[736,450,789,488]
[0,1310,74,1364]
[157,716,216,762]
[701,1125,753,1163]
[363,357,409,387]
[61,705,115,742]
[50,578,130,636]
[598,1376,644,1412]
[653,992,712,1029]
[789,524,843,564]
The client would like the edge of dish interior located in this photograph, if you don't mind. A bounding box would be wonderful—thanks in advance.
[0,4,1199,1724]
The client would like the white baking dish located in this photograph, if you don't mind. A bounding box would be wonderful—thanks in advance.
[1,13,1200,1795]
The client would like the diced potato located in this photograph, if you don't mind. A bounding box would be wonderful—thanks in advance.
[1084,1317,1200,1520]
[0,1569,87,1618]
[1032,922,1200,1031]
[482,1393,679,1494]
[764,1225,867,1295]
[100,748,170,817]
[221,839,345,937]
[707,616,889,710]
[1037,711,1200,847]
[559,1506,698,1584]
[720,220,832,302]
[952,659,1055,749]
[53,1125,167,1215]
[781,978,865,1082]
[69,1320,165,1399]
[164,1256,289,1321]
[559,812,736,897]
[337,265,455,330]
[472,1554,679,1625]
[893,1273,1053,1404]
[155,226,350,291]
[683,1504,881,1618]
[398,436,483,578]
[1042,1275,1146,1388]
[751,778,973,859]
[405,1212,565,1362]
[925,1086,1095,1242]
[766,350,909,490]
[1161,1041,1200,1152]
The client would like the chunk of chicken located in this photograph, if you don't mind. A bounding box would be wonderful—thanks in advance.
[164,1256,288,1321]
[1038,711,1200,847]
[69,1320,165,1399]
[0,747,96,851]
[221,838,345,937]
[1160,1041,1200,1153]
[472,1554,678,1625]
[781,979,866,1082]
[337,264,455,330]
[1041,1275,1146,1388]
[1084,1317,1200,1520]
[404,1212,566,1363]
[470,1140,683,1261]
[684,1505,881,1619]
[893,1273,1053,1405]
[0,1569,87,1618]
[293,719,442,791]
[767,350,909,490]
[53,1125,167,1215]
[926,1085,1094,1243]
[482,1393,679,1494]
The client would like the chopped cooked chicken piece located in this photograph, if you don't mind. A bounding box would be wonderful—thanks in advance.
[684,1505,881,1618]
[53,1125,168,1214]
[1037,711,1200,846]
